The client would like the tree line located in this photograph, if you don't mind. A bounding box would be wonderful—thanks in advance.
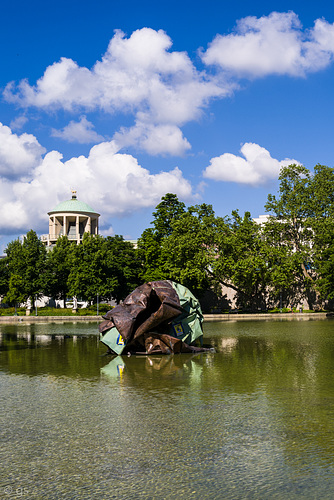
[0,233,142,308]
[1,164,334,311]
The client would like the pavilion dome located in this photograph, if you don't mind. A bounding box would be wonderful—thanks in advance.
[48,191,100,216]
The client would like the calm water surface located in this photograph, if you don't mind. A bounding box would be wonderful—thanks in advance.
[1,318,334,499]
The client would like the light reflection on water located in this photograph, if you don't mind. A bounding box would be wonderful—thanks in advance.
[1,318,334,499]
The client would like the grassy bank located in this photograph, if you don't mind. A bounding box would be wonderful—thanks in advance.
[0,304,112,317]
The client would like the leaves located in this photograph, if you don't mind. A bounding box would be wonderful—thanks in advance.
[265,164,334,305]
[213,211,272,309]
[5,230,47,305]
[67,233,141,303]
[160,204,221,295]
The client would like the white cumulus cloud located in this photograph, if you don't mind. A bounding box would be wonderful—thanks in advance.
[203,142,300,186]
[4,28,226,156]
[4,19,334,157]
[0,124,193,234]
[51,116,105,144]
[201,11,334,77]
[113,121,191,156]
[0,123,45,179]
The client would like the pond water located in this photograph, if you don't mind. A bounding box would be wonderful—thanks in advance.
[1,318,334,499]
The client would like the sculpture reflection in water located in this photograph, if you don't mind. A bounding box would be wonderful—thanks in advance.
[101,352,207,385]
[99,280,215,356]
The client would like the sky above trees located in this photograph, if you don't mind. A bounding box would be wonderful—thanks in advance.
[1,0,334,251]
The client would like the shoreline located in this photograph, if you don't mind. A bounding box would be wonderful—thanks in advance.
[0,312,328,323]
[203,312,328,321]
[0,315,102,323]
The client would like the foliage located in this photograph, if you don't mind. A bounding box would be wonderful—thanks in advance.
[4,231,47,306]
[36,304,111,316]
[312,219,334,300]
[101,235,142,302]
[85,302,111,314]
[67,233,141,303]
[140,178,334,309]
[265,164,314,285]
[67,233,106,302]
[2,231,141,308]
[44,236,73,307]
[137,228,165,282]
[309,165,334,300]
[139,196,275,307]
[265,164,334,306]
[137,193,187,283]
[213,211,273,310]
[0,257,9,297]
[0,303,113,316]
[138,196,224,296]
[161,203,224,296]
[0,306,27,316]
[151,193,186,239]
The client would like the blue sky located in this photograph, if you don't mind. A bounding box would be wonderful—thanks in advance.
[1,0,334,251]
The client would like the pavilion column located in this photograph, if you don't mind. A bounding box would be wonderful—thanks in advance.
[76,215,80,244]
[63,215,67,237]
[87,216,91,235]
[49,216,54,238]
[51,216,56,245]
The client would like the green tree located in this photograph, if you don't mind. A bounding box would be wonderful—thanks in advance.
[137,193,186,282]
[151,193,186,239]
[309,165,334,301]
[68,233,141,303]
[212,211,273,310]
[68,233,107,302]
[44,236,73,307]
[264,163,334,307]
[310,164,334,219]
[137,227,165,282]
[5,230,47,306]
[0,256,9,298]
[101,235,142,302]
[263,220,304,307]
[139,195,275,307]
[161,203,224,296]
[4,239,25,306]
[5,274,26,306]
[265,164,316,306]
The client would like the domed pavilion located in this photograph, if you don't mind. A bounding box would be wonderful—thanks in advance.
[43,190,100,246]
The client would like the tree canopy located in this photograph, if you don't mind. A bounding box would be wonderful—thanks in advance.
[2,164,334,312]
[5,230,47,306]
[67,233,142,303]
[2,232,141,307]
[265,164,334,306]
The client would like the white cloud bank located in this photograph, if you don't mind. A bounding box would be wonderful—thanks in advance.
[4,28,227,156]
[0,127,296,237]
[201,11,334,78]
[203,143,300,185]
[4,16,334,155]
[0,122,193,235]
